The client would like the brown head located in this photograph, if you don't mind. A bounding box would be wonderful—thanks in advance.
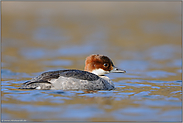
[84,54,126,76]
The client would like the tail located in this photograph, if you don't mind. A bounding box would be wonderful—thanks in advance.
[19,81,52,90]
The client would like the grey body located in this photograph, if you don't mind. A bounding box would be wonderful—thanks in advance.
[20,70,115,90]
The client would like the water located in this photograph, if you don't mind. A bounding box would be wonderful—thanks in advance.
[1,2,182,122]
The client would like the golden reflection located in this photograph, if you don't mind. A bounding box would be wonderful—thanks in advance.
[2,1,181,122]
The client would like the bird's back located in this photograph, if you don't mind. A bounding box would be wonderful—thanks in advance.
[20,70,115,90]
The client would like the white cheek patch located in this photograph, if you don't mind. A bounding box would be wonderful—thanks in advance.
[91,68,109,76]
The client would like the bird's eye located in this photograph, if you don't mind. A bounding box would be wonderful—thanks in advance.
[103,63,109,67]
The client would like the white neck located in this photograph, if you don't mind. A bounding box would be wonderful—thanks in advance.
[91,68,109,76]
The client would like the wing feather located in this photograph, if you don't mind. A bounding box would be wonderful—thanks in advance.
[20,70,100,89]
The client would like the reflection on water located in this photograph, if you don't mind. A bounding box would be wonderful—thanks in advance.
[2,2,182,122]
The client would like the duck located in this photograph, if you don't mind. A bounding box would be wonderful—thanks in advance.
[20,54,126,90]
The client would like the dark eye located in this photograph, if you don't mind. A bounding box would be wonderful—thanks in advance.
[103,63,109,67]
